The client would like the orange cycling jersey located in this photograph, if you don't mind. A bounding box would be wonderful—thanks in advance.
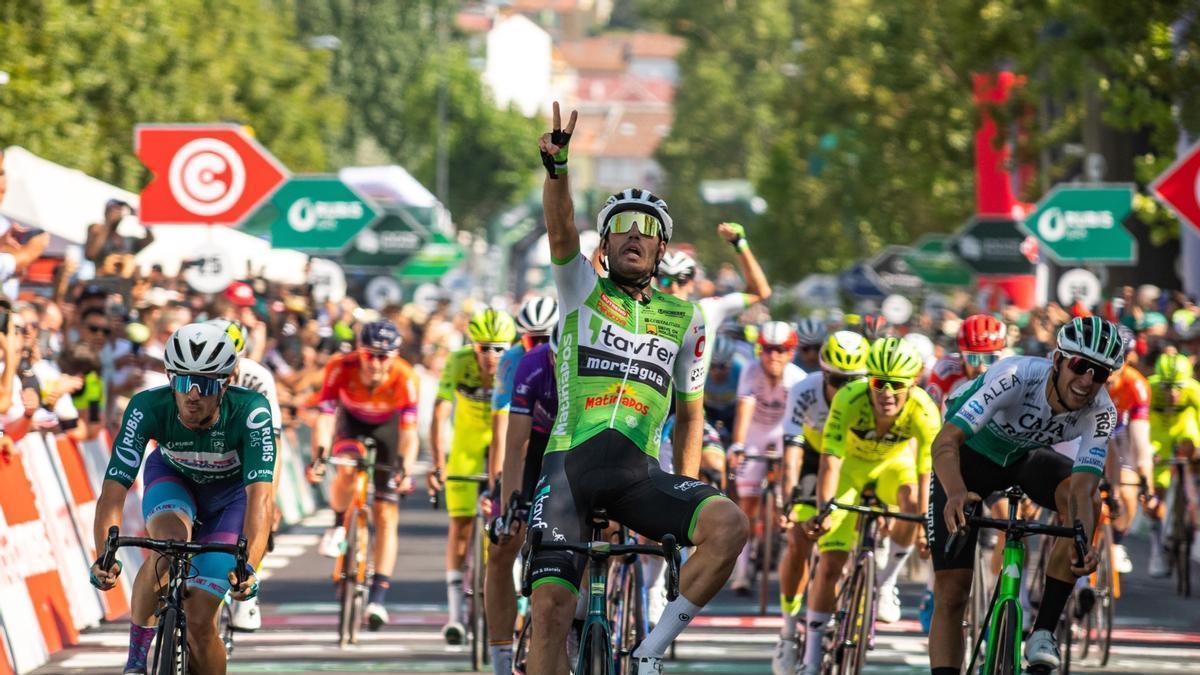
[309,351,420,426]
[1107,364,1150,425]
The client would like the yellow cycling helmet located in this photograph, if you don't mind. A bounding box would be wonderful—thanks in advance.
[467,308,517,345]
[865,336,924,380]
[205,318,246,356]
[819,330,868,375]
[1155,349,1193,383]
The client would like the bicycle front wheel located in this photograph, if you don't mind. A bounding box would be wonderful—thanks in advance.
[616,560,646,673]
[987,600,1021,675]
[841,555,875,675]
[758,490,777,616]
[338,509,366,647]
[152,606,184,675]
[469,519,489,670]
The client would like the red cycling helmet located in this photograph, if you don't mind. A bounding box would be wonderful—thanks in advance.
[758,320,799,349]
[958,314,1006,353]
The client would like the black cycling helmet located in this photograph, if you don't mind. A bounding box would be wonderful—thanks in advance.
[359,320,402,352]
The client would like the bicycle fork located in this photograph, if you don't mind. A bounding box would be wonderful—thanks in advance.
[578,561,614,675]
[981,540,1025,674]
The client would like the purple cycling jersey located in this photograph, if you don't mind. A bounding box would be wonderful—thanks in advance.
[511,344,557,434]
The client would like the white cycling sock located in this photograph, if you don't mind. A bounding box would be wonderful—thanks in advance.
[632,594,702,658]
[1149,519,1163,552]
[878,545,913,590]
[781,608,800,640]
[734,540,752,581]
[446,570,464,625]
[489,643,512,675]
[802,610,831,669]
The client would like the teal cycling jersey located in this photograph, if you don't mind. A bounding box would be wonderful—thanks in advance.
[105,385,278,488]
[492,343,527,413]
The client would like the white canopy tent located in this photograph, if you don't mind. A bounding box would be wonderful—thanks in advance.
[0,146,308,284]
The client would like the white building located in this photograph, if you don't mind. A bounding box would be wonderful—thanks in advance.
[484,14,552,116]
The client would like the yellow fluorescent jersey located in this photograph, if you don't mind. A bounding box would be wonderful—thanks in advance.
[821,379,941,474]
[437,347,497,437]
[1147,374,1200,459]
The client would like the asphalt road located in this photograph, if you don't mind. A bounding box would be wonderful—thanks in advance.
[35,499,1200,674]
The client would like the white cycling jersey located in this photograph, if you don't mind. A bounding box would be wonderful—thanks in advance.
[946,356,1117,476]
[782,373,832,449]
[236,357,282,434]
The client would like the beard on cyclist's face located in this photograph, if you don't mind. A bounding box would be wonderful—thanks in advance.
[604,230,664,282]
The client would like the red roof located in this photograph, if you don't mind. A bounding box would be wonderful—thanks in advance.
[577,76,675,104]
[557,37,626,74]
[573,106,673,159]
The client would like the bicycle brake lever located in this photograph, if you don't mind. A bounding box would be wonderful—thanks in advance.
[235,536,249,586]
[99,525,119,571]
[521,529,544,598]
[662,534,680,602]
[1071,520,1088,569]
[945,501,978,558]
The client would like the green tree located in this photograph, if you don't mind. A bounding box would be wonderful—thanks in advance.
[0,0,343,191]
[295,0,541,233]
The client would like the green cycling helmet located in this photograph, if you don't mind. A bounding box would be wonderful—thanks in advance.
[467,308,517,345]
[819,331,868,375]
[865,336,924,380]
[1155,350,1193,383]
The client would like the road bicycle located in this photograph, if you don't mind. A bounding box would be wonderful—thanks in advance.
[732,450,784,615]
[1164,456,1197,597]
[522,508,681,675]
[99,526,248,675]
[947,487,1087,675]
[320,437,405,647]
[446,473,493,671]
[809,489,925,675]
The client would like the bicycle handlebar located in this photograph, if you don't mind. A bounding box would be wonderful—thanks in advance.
[789,489,924,524]
[325,456,405,475]
[101,526,250,585]
[944,502,1088,567]
[523,529,682,601]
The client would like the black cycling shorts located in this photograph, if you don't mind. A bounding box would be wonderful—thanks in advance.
[527,429,726,593]
[927,445,1070,571]
[334,410,403,504]
[519,431,550,505]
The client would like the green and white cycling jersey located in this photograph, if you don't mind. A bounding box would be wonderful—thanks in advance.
[945,356,1117,476]
[550,251,707,459]
[105,385,278,487]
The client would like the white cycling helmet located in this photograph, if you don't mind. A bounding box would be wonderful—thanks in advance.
[659,251,697,278]
[515,297,559,336]
[795,318,826,346]
[758,320,799,349]
[165,322,239,377]
[595,188,674,242]
[1056,316,1125,370]
[902,332,936,367]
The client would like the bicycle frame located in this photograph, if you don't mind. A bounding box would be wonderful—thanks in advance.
[578,521,616,675]
[980,534,1025,673]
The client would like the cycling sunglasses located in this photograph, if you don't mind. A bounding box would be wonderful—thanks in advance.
[607,211,663,238]
[476,344,508,354]
[658,273,694,289]
[963,352,1001,368]
[362,349,395,362]
[762,345,793,354]
[171,373,227,397]
[868,377,913,393]
[522,333,551,350]
[1064,355,1113,383]
[825,372,864,388]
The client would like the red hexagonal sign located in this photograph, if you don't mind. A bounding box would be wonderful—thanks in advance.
[1151,139,1200,232]
[135,124,289,225]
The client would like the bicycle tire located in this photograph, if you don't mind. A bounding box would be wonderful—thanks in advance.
[964,541,989,668]
[470,518,489,670]
[617,560,646,673]
[1181,525,1193,597]
[759,489,776,616]
[1058,594,1074,675]
[843,554,874,675]
[579,622,613,675]
[338,509,361,648]
[219,602,234,657]
[514,616,532,674]
[152,606,181,675]
[988,600,1021,675]
[1098,582,1114,667]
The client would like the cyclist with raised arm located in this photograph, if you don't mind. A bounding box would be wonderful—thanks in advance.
[926,317,1118,674]
[528,103,747,675]
[798,337,939,675]
[306,320,419,630]
[89,323,274,675]
[771,330,867,675]
[207,318,282,632]
[427,307,515,644]
[1144,348,1200,577]
[727,320,806,593]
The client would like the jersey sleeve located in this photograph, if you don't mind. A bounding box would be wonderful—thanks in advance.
[946,361,1023,439]
[1128,376,1151,421]
[105,390,159,488]
[1071,401,1118,476]
[238,392,278,485]
[437,353,461,402]
[394,363,420,428]
[909,390,942,474]
[736,361,756,400]
[821,386,853,459]
[509,353,541,417]
[308,355,344,413]
[699,293,752,332]
[491,347,523,413]
[673,305,708,401]
[551,252,598,313]
[782,381,806,447]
